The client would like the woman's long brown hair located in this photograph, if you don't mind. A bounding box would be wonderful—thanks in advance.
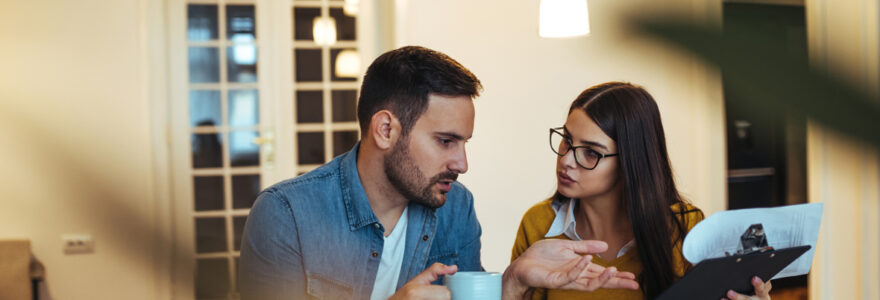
[555,82,703,298]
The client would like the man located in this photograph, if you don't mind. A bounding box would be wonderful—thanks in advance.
[239,46,638,300]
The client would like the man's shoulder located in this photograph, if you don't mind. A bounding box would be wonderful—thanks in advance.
[261,161,341,203]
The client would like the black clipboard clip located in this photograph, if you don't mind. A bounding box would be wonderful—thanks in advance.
[727,223,774,257]
[656,224,811,300]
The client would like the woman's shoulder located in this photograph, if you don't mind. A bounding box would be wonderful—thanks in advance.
[670,202,706,230]
[512,198,561,261]
[518,198,558,232]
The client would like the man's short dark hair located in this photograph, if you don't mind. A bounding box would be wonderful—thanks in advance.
[357,46,482,136]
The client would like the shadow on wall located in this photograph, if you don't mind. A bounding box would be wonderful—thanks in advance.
[631,16,880,149]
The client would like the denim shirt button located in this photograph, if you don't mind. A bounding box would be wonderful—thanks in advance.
[373,223,380,228]
[422,235,429,241]
[371,251,379,258]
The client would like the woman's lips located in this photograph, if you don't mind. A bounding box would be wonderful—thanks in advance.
[558,172,576,185]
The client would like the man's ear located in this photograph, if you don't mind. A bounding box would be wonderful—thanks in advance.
[369,110,401,150]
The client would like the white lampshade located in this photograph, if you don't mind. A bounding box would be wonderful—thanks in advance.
[343,0,359,16]
[313,16,337,46]
[539,0,590,38]
[335,49,361,78]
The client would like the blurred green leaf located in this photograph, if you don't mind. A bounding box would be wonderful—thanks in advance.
[633,18,880,148]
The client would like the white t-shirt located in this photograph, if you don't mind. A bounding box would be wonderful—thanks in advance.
[370,207,409,300]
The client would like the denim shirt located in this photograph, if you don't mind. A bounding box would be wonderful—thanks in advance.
[239,143,483,300]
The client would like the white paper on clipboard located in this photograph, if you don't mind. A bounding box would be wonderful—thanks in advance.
[682,203,823,279]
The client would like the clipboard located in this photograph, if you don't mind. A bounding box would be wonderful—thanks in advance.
[657,223,812,300]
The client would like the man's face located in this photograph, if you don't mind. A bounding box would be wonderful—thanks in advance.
[384,94,475,208]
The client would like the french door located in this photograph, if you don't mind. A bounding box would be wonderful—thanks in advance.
[167,0,374,298]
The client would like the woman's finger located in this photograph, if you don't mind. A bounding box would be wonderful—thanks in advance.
[752,276,772,299]
[726,289,756,300]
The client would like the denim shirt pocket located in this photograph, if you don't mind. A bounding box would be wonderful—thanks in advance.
[306,272,354,300]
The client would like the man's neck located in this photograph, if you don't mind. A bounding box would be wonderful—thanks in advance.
[357,144,409,237]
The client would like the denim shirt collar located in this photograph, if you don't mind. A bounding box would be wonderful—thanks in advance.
[338,142,381,231]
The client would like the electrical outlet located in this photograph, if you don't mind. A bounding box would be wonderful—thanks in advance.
[62,234,95,255]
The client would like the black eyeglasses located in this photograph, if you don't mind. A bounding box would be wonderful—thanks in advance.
[549,127,618,170]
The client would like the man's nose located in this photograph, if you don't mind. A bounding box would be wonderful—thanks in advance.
[448,146,468,174]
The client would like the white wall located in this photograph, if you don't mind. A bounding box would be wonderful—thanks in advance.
[396,0,727,272]
[0,0,167,299]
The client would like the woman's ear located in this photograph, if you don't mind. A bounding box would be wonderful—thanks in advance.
[368,110,401,150]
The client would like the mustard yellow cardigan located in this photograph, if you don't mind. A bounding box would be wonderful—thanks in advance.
[510,198,704,300]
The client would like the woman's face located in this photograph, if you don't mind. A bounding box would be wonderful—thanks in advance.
[556,109,621,200]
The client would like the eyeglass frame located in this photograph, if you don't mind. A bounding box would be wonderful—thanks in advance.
[549,127,619,170]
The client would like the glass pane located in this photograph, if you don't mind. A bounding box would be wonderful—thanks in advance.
[196,258,229,298]
[187,5,218,41]
[233,216,247,251]
[232,174,260,209]
[230,131,260,167]
[298,132,325,165]
[293,7,320,40]
[331,90,357,122]
[194,176,224,211]
[333,131,358,157]
[226,5,255,41]
[192,133,223,168]
[227,45,258,83]
[195,218,227,253]
[329,8,356,41]
[331,49,357,82]
[189,47,220,83]
[229,90,259,127]
[189,90,221,127]
[296,91,323,123]
[295,49,322,82]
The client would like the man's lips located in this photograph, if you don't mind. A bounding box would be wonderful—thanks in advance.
[437,179,454,192]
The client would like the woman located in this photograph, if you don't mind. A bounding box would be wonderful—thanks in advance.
[511,82,772,299]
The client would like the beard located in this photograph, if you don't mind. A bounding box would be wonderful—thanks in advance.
[384,137,459,209]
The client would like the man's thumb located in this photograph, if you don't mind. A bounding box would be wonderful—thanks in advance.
[409,263,458,285]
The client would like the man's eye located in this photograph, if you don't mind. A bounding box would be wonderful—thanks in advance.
[439,139,453,145]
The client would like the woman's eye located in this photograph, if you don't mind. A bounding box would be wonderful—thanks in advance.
[587,150,601,158]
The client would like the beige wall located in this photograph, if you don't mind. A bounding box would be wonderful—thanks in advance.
[396,0,727,272]
[806,0,880,299]
[0,0,167,299]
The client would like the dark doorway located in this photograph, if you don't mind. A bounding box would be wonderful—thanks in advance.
[723,1,809,298]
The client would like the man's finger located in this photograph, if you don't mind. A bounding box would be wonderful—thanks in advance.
[409,263,458,285]
[563,255,592,283]
[565,240,609,255]
[585,266,616,291]
[409,285,452,300]
[615,271,637,280]
[602,276,640,290]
